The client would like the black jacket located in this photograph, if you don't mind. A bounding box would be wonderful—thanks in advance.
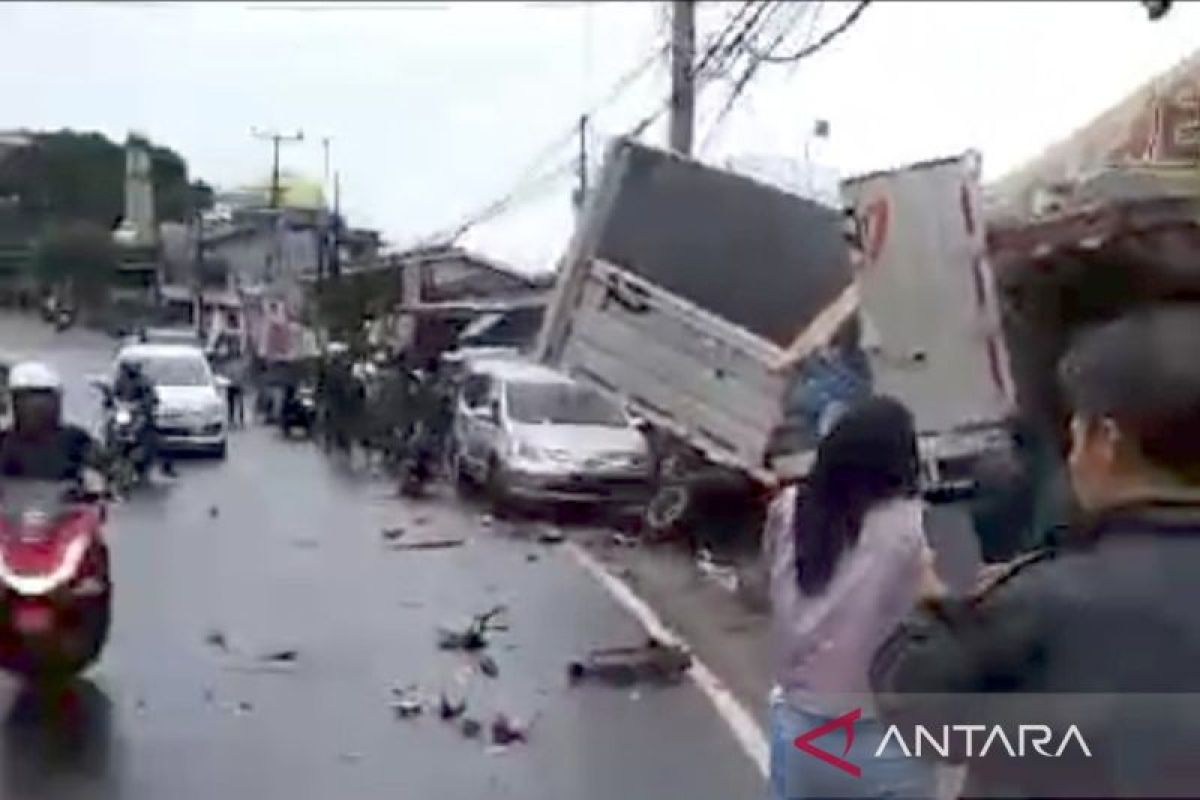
[871,502,1200,798]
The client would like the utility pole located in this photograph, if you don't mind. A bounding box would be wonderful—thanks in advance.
[573,114,589,214]
[668,0,696,156]
[329,171,342,281]
[251,128,304,208]
[321,136,333,197]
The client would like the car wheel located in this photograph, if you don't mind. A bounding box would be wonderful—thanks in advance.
[212,442,228,460]
[644,484,692,541]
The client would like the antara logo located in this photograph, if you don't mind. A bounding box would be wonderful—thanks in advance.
[794,709,1092,778]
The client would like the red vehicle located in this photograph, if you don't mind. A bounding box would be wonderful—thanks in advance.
[0,480,111,680]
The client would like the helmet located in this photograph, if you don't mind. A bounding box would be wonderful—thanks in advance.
[8,361,62,393]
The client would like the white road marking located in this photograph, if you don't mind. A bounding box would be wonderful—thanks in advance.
[565,540,770,777]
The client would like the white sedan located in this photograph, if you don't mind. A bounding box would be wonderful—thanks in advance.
[104,343,229,458]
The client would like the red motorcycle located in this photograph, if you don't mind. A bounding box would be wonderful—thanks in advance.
[0,480,111,681]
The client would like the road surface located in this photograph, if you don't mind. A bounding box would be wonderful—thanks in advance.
[0,314,766,800]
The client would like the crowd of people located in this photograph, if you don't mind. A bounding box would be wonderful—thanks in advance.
[766,300,1200,798]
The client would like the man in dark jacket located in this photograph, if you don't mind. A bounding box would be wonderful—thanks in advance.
[872,304,1200,798]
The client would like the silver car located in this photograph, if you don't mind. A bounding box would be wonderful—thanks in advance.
[451,359,652,512]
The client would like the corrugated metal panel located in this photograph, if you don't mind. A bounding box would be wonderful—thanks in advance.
[592,141,852,348]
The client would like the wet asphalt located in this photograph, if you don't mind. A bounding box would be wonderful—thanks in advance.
[0,314,765,800]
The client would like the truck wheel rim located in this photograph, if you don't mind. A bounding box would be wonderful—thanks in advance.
[646,487,689,529]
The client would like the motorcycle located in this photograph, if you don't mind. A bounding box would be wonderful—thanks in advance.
[53,307,75,332]
[0,480,111,681]
[102,399,152,494]
[280,384,317,438]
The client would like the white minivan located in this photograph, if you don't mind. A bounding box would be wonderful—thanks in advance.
[451,358,651,513]
[105,343,229,458]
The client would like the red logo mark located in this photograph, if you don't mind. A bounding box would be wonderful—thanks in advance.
[793,707,862,778]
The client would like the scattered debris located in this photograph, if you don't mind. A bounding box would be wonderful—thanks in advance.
[480,514,494,528]
[204,629,229,652]
[391,686,424,719]
[291,537,320,550]
[259,648,299,664]
[436,605,507,651]
[491,713,528,746]
[696,551,739,594]
[412,515,431,527]
[398,600,426,610]
[381,526,407,543]
[525,553,540,563]
[491,711,540,746]
[478,654,500,679]
[438,692,467,721]
[537,527,565,545]
[236,701,254,715]
[611,533,638,548]
[338,752,363,764]
[460,717,482,739]
[389,537,465,552]
[567,637,692,687]
[135,697,147,714]
[208,505,220,518]
[202,688,215,704]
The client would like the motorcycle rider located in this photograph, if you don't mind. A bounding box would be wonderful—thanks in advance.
[112,360,176,478]
[0,361,103,491]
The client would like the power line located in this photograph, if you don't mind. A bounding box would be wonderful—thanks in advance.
[628,0,772,138]
[419,37,672,246]
[750,0,871,64]
[700,1,811,152]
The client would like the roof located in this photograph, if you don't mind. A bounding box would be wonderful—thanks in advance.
[466,358,572,385]
[116,343,207,361]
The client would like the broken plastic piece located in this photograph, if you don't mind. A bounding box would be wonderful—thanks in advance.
[478,654,500,678]
[567,637,691,686]
[461,717,482,739]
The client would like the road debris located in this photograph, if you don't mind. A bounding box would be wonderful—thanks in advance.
[381,526,407,543]
[525,552,540,563]
[438,692,467,720]
[537,527,565,545]
[611,532,639,548]
[338,752,363,764]
[460,717,482,739]
[389,537,465,552]
[696,549,739,593]
[204,629,229,652]
[480,514,494,528]
[491,711,539,746]
[235,701,254,715]
[478,654,500,679]
[391,686,424,719]
[567,637,692,687]
[259,648,299,664]
[208,505,220,518]
[291,537,320,550]
[436,605,507,651]
[412,514,431,527]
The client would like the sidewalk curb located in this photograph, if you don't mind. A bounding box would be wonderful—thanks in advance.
[565,540,770,778]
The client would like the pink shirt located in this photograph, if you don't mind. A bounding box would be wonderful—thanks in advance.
[765,487,928,717]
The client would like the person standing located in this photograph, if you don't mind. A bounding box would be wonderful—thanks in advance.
[871,304,1200,798]
[765,396,939,800]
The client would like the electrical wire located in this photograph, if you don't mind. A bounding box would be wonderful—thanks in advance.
[750,0,871,64]
[700,0,812,152]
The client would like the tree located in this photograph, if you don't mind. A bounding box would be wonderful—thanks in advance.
[0,130,203,235]
[33,220,119,304]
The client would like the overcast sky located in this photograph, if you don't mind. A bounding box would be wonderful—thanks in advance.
[1,1,1197,273]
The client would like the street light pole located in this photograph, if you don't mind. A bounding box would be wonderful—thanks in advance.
[251,128,305,208]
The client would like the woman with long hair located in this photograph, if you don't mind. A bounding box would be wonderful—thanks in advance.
[765,396,942,799]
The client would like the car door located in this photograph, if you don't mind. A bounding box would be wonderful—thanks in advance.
[456,373,492,473]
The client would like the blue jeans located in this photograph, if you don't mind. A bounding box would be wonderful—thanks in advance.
[769,701,936,800]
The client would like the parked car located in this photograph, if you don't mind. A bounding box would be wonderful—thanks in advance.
[95,343,229,458]
[451,359,652,514]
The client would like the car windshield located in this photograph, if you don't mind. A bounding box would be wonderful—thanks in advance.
[506,382,626,427]
[126,355,210,387]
